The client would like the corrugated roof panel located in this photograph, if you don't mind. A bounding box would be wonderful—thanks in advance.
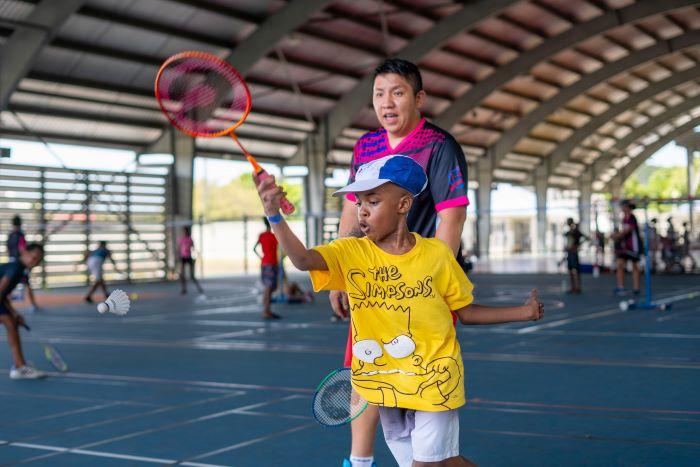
[473,16,543,51]
[0,0,34,21]
[605,24,656,50]
[447,33,517,67]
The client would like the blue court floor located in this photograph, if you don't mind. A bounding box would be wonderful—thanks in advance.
[0,272,698,466]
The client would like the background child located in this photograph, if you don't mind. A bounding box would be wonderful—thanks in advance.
[84,240,119,303]
[255,155,543,466]
[254,218,281,319]
[178,226,204,296]
[6,215,39,311]
[0,244,45,379]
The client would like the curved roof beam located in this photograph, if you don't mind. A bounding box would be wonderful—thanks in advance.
[223,0,335,77]
[433,0,699,132]
[591,97,700,177]
[546,64,700,171]
[492,30,700,168]
[0,0,87,110]
[603,117,700,191]
[287,0,519,164]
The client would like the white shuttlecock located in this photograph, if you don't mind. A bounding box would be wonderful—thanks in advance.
[97,289,130,315]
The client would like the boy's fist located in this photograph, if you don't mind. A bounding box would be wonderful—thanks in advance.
[254,173,286,216]
[524,289,544,321]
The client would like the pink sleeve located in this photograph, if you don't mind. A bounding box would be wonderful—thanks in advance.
[18,236,26,251]
[435,195,469,212]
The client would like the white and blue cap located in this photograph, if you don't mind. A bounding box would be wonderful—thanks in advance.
[333,155,427,197]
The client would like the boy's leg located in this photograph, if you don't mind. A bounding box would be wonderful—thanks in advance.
[351,404,380,456]
[189,261,204,293]
[98,279,108,299]
[378,407,414,467]
[615,258,625,288]
[631,261,640,291]
[567,270,575,293]
[85,280,98,301]
[411,410,477,467]
[180,261,187,294]
[572,267,581,292]
[262,285,272,314]
[0,314,26,367]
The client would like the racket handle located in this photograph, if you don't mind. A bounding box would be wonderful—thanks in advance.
[256,170,296,215]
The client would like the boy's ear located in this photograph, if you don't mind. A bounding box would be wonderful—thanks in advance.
[398,193,413,214]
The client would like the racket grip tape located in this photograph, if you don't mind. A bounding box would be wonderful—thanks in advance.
[256,170,296,215]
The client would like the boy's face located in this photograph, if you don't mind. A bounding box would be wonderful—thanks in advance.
[21,250,43,269]
[372,73,424,138]
[355,183,412,241]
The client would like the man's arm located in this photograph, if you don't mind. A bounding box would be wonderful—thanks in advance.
[337,198,363,238]
[435,207,466,256]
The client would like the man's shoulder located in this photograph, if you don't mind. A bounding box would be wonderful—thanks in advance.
[358,127,385,142]
[355,128,386,151]
[421,121,460,149]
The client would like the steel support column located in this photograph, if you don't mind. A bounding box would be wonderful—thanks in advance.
[475,155,493,258]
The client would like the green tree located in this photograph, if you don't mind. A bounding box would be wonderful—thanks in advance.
[194,173,302,221]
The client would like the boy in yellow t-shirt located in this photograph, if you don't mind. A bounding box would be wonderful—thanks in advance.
[255,155,543,467]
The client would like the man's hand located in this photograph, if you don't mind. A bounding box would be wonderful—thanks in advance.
[524,289,544,321]
[254,173,286,216]
[329,290,349,319]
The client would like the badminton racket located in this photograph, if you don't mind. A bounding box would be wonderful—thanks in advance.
[312,368,368,427]
[155,51,294,214]
[19,322,69,372]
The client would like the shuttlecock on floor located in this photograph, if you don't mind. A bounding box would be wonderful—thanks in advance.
[97,289,130,315]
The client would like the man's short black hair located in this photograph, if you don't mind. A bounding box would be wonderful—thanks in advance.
[373,58,423,95]
[24,243,44,255]
[11,215,22,227]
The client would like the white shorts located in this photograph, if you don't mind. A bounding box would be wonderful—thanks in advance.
[87,256,105,280]
[379,407,460,466]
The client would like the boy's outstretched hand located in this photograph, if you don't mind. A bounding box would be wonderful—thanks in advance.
[524,289,544,321]
[254,173,286,216]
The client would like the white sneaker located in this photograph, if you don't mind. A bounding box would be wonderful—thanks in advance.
[9,365,46,380]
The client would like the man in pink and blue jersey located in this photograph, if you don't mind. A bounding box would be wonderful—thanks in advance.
[331,58,472,467]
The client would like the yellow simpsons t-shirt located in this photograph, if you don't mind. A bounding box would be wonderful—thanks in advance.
[310,234,473,412]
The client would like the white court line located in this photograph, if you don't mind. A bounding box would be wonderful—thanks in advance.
[459,327,700,339]
[459,351,700,369]
[27,335,340,354]
[0,402,123,428]
[0,440,230,466]
[11,393,245,446]
[36,370,314,394]
[181,422,315,463]
[518,287,700,334]
[517,307,622,334]
[12,394,310,466]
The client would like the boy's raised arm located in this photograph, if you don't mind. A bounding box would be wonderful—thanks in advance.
[456,289,544,325]
[255,175,328,272]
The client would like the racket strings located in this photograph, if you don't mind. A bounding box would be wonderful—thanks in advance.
[313,370,367,426]
[156,53,250,137]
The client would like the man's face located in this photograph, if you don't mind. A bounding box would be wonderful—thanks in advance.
[355,183,412,242]
[21,250,43,269]
[372,73,424,138]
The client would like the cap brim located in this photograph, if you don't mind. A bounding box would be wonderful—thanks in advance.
[332,179,391,197]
